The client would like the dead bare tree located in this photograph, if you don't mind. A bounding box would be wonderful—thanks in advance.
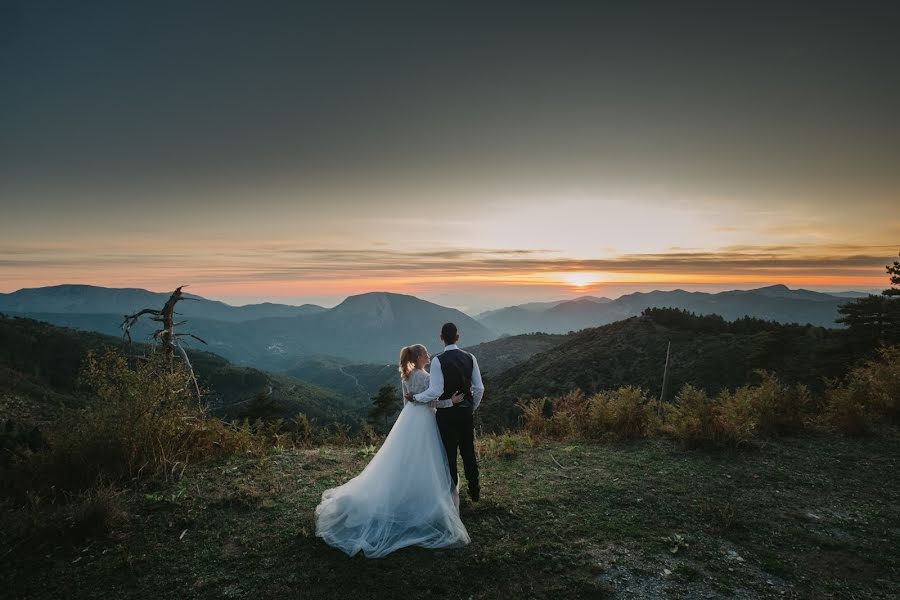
[121,285,207,404]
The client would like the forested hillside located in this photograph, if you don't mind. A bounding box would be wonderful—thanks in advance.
[480,308,856,429]
[0,315,364,427]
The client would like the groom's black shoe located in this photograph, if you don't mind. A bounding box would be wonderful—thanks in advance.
[468,483,480,502]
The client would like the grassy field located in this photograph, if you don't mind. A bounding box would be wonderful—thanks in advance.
[3,430,898,599]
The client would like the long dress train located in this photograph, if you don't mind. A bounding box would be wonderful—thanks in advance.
[314,369,469,557]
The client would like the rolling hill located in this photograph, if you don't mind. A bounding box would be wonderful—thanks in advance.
[465,332,572,376]
[284,356,399,404]
[477,285,852,335]
[0,315,365,427]
[479,308,854,429]
[280,332,573,404]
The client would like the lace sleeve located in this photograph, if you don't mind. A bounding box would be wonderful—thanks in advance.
[410,370,429,395]
[411,370,454,409]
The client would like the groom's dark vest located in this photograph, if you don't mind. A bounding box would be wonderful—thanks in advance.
[436,348,475,408]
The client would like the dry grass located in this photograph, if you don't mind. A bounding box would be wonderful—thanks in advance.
[5,350,259,499]
[477,432,534,459]
[519,388,661,441]
[518,347,899,449]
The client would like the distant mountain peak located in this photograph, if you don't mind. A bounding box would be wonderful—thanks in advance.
[753,284,791,292]
[566,296,610,305]
[0,284,324,322]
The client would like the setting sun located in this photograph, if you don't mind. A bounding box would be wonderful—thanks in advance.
[562,271,607,288]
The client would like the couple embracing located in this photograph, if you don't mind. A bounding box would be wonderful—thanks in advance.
[315,322,485,558]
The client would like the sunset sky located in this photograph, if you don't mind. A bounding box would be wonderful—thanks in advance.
[2,1,898,313]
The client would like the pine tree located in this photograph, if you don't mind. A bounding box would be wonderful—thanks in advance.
[368,384,401,431]
[836,295,896,342]
[885,252,900,297]
[836,251,900,344]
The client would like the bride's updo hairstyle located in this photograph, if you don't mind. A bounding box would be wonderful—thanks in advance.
[399,344,427,380]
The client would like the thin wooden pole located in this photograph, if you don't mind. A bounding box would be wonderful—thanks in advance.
[658,341,671,415]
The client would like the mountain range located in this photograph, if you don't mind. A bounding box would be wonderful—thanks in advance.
[0,287,494,367]
[476,285,853,334]
[0,284,325,322]
[0,283,862,373]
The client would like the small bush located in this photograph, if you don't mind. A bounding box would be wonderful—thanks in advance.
[585,386,660,440]
[477,432,533,459]
[714,388,758,448]
[291,414,314,445]
[518,397,550,437]
[314,422,354,446]
[359,424,382,447]
[518,391,587,439]
[822,345,900,434]
[65,482,128,540]
[740,371,810,436]
[666,374,814,449]
[666,385,724,448]
[852,345,900,423]
[11,350,254,497]
[823,379,872,435]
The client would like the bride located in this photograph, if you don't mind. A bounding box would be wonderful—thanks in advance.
[314,344,471,558]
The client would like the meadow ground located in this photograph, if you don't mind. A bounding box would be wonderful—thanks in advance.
[3,430,898,599]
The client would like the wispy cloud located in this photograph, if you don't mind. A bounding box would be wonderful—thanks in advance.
[1,243,896,292]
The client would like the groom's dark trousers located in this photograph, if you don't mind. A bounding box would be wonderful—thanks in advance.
[436,406,478,492]
[434,348,480,493]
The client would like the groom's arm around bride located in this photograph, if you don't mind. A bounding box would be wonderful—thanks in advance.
[406,348,485,411]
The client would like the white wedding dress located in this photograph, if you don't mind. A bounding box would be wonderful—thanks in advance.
[314,369,470,558]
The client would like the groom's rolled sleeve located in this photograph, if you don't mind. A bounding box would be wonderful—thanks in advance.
[413,356,444,403]
[471,356,485,412]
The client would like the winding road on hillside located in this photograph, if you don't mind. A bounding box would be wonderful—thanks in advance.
[337,365,367,399]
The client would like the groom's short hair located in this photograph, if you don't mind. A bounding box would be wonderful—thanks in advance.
[441,322,459,344]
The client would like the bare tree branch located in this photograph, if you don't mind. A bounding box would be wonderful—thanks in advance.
[118,285,204,404]
[174,333,207,345]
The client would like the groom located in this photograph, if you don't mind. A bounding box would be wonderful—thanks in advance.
[405,322,485,503]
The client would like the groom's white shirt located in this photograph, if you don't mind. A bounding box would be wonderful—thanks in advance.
[412,344,485,411]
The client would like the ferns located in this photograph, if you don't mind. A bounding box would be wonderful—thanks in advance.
[519,387,659,441]
[518,346,899,447]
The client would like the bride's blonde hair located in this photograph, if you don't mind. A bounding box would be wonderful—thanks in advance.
[399,344,427,380]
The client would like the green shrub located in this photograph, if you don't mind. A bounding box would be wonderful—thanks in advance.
[742,371,810,436]
[585,386,660,440]
[290,413,314,445]
[666,385,723,448]
[518,390,587,439]
[12,350,253,496]
[666,374,813,449]
[823,378,873,435]
[822,345,900,434]
[476,432,533,459]
[855,345,900,422]
[713,388,758,449]
[518,397,549,437]
[64,482,128,540]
